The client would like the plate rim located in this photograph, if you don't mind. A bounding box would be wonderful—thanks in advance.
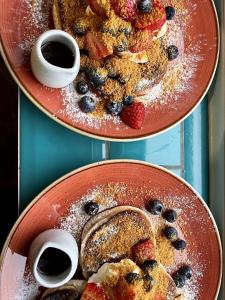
[0,159,222,298]
[0,0,221,142]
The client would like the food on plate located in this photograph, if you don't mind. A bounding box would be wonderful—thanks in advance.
[40,280,87,299]
[52,0,179,129]
[80,206,156,278]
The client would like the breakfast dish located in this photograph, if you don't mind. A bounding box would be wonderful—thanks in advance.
[0,0,219,139]
[0,161,221,299]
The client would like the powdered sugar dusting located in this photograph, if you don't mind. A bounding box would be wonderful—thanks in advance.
[14,271,40,300]
[60,85,121,129]
[59,185,120,242]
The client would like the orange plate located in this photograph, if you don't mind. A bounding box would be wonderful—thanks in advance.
[0,0,219,141]
[0,161,222,299]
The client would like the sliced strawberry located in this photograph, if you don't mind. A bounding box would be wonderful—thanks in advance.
[129,29,153,53]
[121,102,145,129]
[85,32,113,60]
[87,0,110,18]
[113,277,136,300]
[81,283,110,300]
[131,238,155,264]
[134,0,166,31]
[111,0,138,21]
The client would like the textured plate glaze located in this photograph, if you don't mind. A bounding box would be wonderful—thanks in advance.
[0,0,219,141]
[0,160,222,299]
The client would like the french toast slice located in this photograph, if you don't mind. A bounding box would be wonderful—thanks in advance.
[80,206,157,278]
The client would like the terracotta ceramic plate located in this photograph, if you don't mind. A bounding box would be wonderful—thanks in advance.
[0,160,222,299]
[0,0,219,141]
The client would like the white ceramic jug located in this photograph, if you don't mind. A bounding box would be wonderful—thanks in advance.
[31,30,80,88]
[28,229,78,288]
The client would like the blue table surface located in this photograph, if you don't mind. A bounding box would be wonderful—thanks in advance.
[20,91,209,211]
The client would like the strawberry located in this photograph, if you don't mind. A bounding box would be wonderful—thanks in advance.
[87,0,110,18]
[113,277,136,300]
[131,239,155,264]
[85,32,113,60]
[81,283,110,300]
[129,29,153,53]
[111,0,138,21]
[134,0,166,31]
[120,102,145,129]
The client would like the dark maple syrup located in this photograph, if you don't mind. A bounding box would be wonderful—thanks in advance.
[41,41,75,68]
[37,247,71,276]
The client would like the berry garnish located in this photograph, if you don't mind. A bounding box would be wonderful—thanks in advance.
[146,199,164,215]
[172,273,186,288]
[84,201,99,216]
[137,0,152,13]
[143,274,155,291]
[143,259,158,271]
[121,102,145,129]
[76,81,89,94]
[79,96,96,113]
[165,6,175,20]
[107,102,123,115]
[129,29,152,53]
[111,0,138,22]
[85,32,113,60]
[132,239,155,264]
[115,35,129,53]
[119,27,132,36]
[125,272,142,284]
[167,45,179,60]
[87,68,108,87]
[123,95,134,106]
[135,0,166,31]
[81,282,110,300]
[163,226,178,241]
[178,266,193,280]
[172,239,187,250]
[163,209,177,223]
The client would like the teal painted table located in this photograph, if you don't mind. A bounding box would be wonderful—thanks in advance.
[19,91,209,211]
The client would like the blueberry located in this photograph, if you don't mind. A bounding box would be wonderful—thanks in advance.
[118,75,130,84]
[137,0,152,13]
[115,37,128,53]
[146,200,164,215]
[143,274,155,291]
[143,259,158,271]
[73,18,88,35]
[172,273,186,288]
[172,239,187,250]
[87,68,107,87]
[163,209,177,223]
[123,95,134,106]
[165,6,176,20]
[125,273,142,284]
[76,81,89,94]
[78,96,96,113]
[178,266,193,280]
[167,45,179,60]
[105,61,117,78]
[107,102,123,116]
[119,27,132,36]
[163,226,178,241]
[84,201,99,216]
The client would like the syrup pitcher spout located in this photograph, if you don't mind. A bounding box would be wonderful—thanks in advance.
[31,29,80,88]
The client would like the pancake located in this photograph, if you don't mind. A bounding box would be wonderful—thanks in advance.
[40,280,87,300]
[80,207,156,278]
[88,259,177,300]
